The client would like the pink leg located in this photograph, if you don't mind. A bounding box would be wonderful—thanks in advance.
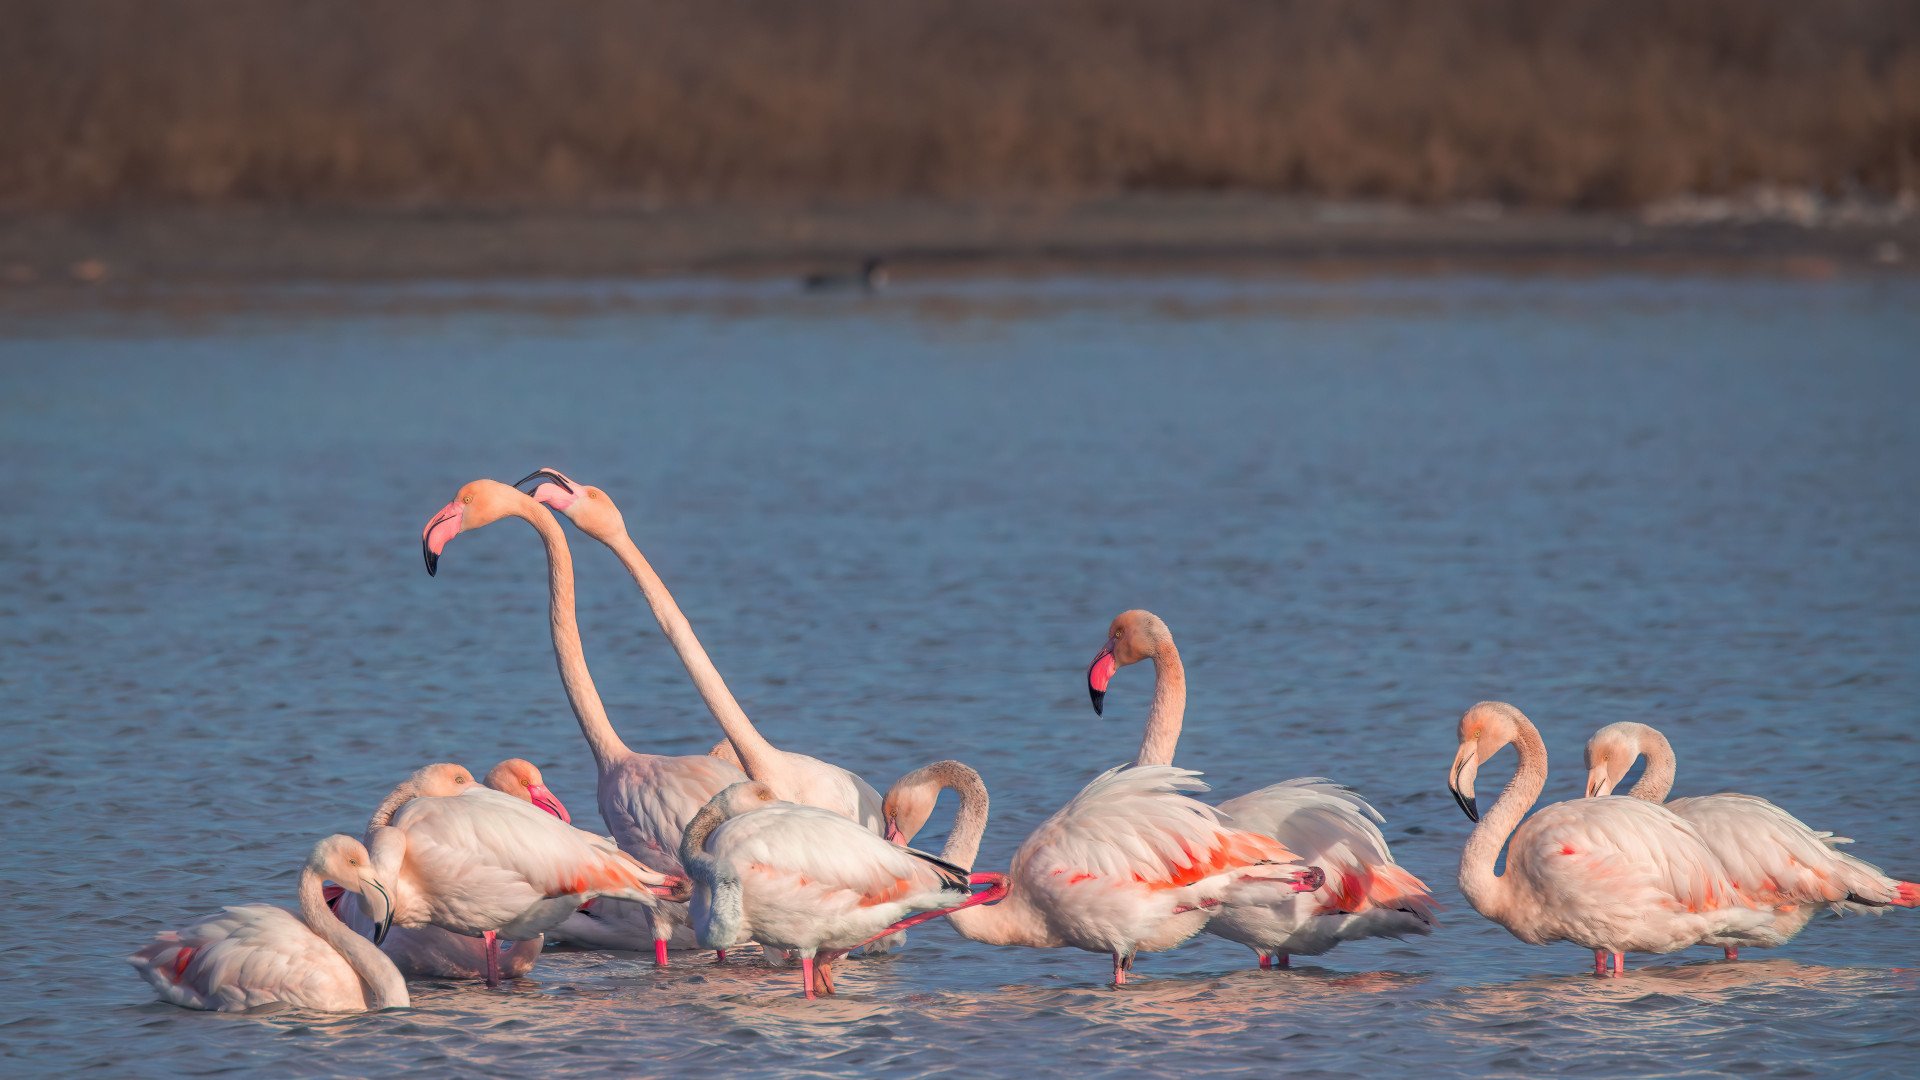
[483,931,499,987]
[801,955,817,1000]
[1259,954,1273,970]
[1723,947,1739,961]
[654,938,669,967]
[1111,953,1128,987]
[1275,954,1290,969]
[714,948,727,964]
[1594,949,1607,976]
[1612,951,1625,977]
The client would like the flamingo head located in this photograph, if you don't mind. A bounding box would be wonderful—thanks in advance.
[1087,609,1168,716]
[515,467,628,544]
[484,758,572,823]
[714,780,780,817]
[313,834,395,945]
[420,479,533,576]
[881,760,981,848]
[1450,702,1527,822]
[1583,721,1663,798]
[406,762,478,798]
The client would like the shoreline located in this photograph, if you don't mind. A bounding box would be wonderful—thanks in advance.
[2,198,1915,286]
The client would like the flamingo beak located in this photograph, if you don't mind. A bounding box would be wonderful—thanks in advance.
[528,783,572,824]
[420,500,463,576]
[884,817,904,845]
[1584,765,1615,799]
[514,468,579,511]
[369,880,394,945]
[653,876,693,903]
[1449,745,1480,823]
[1088,646,1117,716]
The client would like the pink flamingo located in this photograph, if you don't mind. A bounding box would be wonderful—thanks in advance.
[515,467,884,830]
[1448,702,1774,976]
[330,759,574,982]
[1085,610,1436,968]
[882,759,1324,987]
[678,780,998,998]
[129,835,408,1012]
[363,763,688,986]
[1585,721,1919,959]
[423,478,746,966]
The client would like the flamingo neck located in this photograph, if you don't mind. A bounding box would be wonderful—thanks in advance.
[1134,640,1186,768]
[514,506,631,767]
[298,868,408,1010]
[928,762,991,870]
[365,781,417,832]
[1626,727,1677,803]
[602,528,783,781]
[1458,721,1548,925]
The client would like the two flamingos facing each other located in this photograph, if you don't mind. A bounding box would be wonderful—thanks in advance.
[1086,610,1437,969]
[1584,721,1919,960]
[130,836,408,1013]
[1447,702,1780,976]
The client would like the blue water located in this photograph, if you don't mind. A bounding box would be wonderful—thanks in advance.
[2,274,1917,1077]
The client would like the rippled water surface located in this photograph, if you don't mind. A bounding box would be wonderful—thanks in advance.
[3,274,1917,1077]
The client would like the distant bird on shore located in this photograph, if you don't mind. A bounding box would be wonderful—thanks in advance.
[802,256,887,293]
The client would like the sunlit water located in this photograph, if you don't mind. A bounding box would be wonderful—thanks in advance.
[2,274,1916,1077]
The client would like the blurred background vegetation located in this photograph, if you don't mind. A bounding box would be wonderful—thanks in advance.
[4,0,1917,212]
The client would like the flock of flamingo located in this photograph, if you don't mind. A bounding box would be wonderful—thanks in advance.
[130,468,1918,1011]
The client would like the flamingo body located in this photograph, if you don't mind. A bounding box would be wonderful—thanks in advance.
[133,905,387,1012]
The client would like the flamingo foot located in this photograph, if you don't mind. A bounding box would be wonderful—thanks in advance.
[654,939,669,967]
[801,955,816,1000]
[483,931,499,988]
[1723,947,1739,961]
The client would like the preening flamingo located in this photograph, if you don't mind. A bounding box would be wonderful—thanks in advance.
[882,760,1323,987]
[1086,610,1435,968]
[331,758,573,982]
[1447,702,1773,976]
[424,478,746,965]
[1585,721,1919,958]
[363,763,689,985]
[679,781,992,998]
[130,835,407,1013]
[515,467,884,831]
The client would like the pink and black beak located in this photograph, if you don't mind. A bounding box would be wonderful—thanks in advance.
[513,467,578,511]
[884,817,905,845]
[421,500,463,577]
[1088,645,1117,716]
[527,783,572,824]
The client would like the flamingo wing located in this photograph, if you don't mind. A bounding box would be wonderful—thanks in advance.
[714,802,966,903]
[129,905,363,1012]
[1514,796,1745,914]
[601,753,746,875]
[395,788,674,907]
[1671,793,1900,907]
[1218,778,1436,920]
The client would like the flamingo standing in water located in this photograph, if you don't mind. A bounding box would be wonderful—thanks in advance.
[1447,702,1773,976]
[881,759,1324,987]
[1584,721,1919,959]
[515,467,884,830]
[130,835,408,1012]
[1085,610,1436,968]
[330,758,574,982]
[423,478,746,965]
[678,781,995,998]
[362,763,688,986]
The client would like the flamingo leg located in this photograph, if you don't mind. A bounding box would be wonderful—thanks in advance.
[483,931,499,987]
[1723,947,1739,961]
[1275,954,1289,969]
[654,938,669,967]
[800,955,816,1000]
[1612,951,1625,977]
[816,957,837,996]
[1593,949,1607,976]
[714,948,727,964]
[1259,954,1273,970]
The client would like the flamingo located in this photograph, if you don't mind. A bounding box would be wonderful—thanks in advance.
[1447,702,1774,976]
[678,781,996,998]
[881,759,1324,987]
[514,467,884,831]
[423,478,746,966]
[1085,610,1436,968]
[361,763,689,986]
[329,759,573,982]
[1585,721,1919,959]
[130,835,408,1012]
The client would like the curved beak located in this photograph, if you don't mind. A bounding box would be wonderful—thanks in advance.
[368,880,394,945]
[652,875,692,903]
[513,467,576,496]
[527,783,572,824]
[884,817,904,846]
[1448,744,1480,823]
[1585,765,1616,799]
[1087,646,1117,716]
[420,500,462,577]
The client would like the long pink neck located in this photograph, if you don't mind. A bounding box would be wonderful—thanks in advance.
[365,780,418,833]
[1457,719,1548,926]
[601,528,782,780]
[1626,728,1677,802]
[514,506,631,767]
[296,867,407,1010]
[920,765,1055,948]
[1133,640,1186,768]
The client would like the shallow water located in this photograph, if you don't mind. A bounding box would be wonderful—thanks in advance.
[2,273,1917,1077]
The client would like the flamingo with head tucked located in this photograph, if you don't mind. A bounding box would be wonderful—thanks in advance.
[1584,721,1919,959]
[423,478,746,965]
[1448,702,1774,976]
[130,835,408,1013]
[330,758,574,982]
[361,762,688,985]
[514,467,884,831]
[881,759,1323,987]
[678,781,994,998]
[1085,610,1436,968]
